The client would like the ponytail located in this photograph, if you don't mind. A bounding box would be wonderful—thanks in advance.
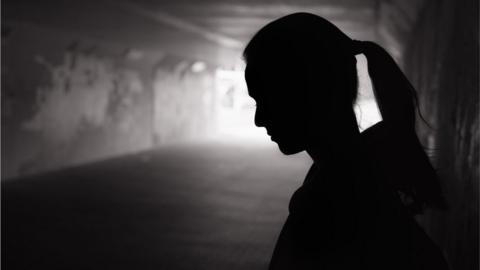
[352,40,447,213]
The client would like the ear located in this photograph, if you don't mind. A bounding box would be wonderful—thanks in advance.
[304,61,326,147]
[304,54,360,152]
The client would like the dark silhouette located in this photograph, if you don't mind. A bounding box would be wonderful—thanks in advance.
[244,13,449,270]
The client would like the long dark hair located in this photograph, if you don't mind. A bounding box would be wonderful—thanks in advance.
[358,41,446,213]
[243,12,446,213]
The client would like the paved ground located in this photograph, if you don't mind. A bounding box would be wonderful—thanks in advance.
[2,140,311,270]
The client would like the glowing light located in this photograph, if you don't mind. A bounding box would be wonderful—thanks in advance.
[191,61,207,73]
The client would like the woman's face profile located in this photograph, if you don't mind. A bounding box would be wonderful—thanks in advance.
[245,63,309,155]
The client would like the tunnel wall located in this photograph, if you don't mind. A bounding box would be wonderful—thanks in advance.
[152,56,216,144]
[403,0,479,269]
[1,22,217,180]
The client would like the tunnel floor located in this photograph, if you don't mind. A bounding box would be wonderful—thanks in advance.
[2,141,311,270]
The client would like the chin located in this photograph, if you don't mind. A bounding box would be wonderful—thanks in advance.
[277,143,305,155]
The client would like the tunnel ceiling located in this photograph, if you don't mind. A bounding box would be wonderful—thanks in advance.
[4,0,425,67]
[123,0,378,46]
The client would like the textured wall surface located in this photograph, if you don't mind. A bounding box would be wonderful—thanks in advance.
[403,0,479,269]
[1,23,216,180]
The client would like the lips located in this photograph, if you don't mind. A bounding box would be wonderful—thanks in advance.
[266,128,276,141]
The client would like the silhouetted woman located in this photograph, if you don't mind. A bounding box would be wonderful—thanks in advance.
[244,13,449,270]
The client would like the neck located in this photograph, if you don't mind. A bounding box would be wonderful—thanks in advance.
[306,135,361,171]
[306,145,341,170]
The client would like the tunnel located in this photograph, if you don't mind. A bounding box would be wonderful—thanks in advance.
[2,0,478,269]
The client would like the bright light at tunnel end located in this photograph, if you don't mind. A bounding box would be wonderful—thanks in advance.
[212,67,270,144]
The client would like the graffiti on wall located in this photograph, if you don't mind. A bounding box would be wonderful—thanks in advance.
[23,52,144,144]
[5,50,151,178]
[2,23,222,179]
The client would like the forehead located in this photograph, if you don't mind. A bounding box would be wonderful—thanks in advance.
[244,64,260,97]
[244,63,257,80]
[245,62,272,87]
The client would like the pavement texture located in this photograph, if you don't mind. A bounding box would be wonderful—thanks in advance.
[2,140,311,270]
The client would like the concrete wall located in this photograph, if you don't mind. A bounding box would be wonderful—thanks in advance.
[403,0,478,269]
[1,22,217,180]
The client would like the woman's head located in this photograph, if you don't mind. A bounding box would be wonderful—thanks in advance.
[244,12,446,211]
[244,13,359,155]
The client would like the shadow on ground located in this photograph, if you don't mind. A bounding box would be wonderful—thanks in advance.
[3,140,311,270]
